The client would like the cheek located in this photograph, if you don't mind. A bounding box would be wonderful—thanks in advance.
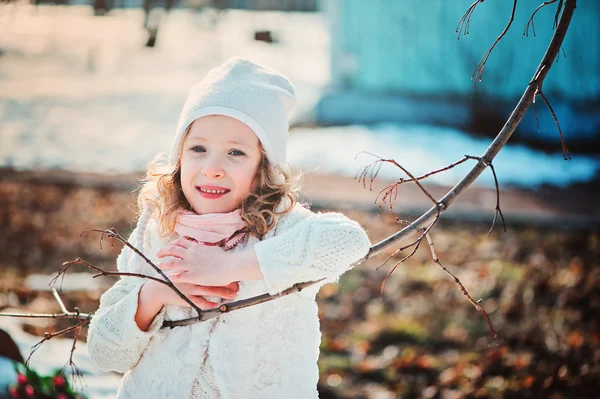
[179,168,190,188]
[179,160,196,185]
[179,166,197,198]
[233,167,258,196]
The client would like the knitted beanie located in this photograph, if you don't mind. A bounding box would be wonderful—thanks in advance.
[134,57,296,249]
[169,56,297,167]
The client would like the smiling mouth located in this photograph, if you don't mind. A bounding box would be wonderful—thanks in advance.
[196,186,231,199]
[198,187,230,194]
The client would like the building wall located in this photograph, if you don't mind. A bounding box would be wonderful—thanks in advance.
[319,0,600,147]
[326,0,599,101]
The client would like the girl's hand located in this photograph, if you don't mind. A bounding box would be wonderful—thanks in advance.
[156,237,235,287]
[146,279,239,310]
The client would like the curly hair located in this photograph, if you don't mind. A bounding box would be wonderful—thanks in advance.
[136,140,302,241]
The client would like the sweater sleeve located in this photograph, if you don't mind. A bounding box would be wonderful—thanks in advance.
[86,227,167,373]
[254,206,371,296]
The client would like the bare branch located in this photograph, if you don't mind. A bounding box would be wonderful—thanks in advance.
[369,155,472,216]
[365,0,576,260]
[557,45,567,63]
[0,312,92,320]
[425,232,498,346]
[84,229,204,317]
[533,94,541,131]
[482,160,507,236]
[61,323,85,392]
[537,90,571,160]
[163,278,326,327]
[456,0,485,39]
[554,0,564,29]
[60,257,170,286]
[376,216,437,272]
[400,157,472,183]
[26,319,90,369]
[0,278,327,329]
[378,212,440,298]
[0,256,176,322]
[472,0,518,86]
[356,152,440,206]
[524,0,559,37]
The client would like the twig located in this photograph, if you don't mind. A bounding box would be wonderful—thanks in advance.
[481,159,507,236]
[557,45,567,63]
[366,155,473,216]
[355,156,383,192]
[472,0,518,86]
[163,278,326,327]
[424,232,498,346]
[61,323,85,392]
[378,212,440,298]
[356,151,440,206]
[533,94,540,131]
[554,0,564,29]
[0,312,92,320]
[26,319,90,369]
[456,0,485,39]
[84,229,204,317]
[376,215,438,272]
[537,90,571,160]
[60,257,171,286]
[524,0,559,37]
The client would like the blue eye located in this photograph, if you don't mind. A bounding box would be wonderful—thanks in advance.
[229,150,246,156]
[191,146,206,153]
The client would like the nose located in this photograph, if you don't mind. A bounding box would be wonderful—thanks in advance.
[201,156,225,179]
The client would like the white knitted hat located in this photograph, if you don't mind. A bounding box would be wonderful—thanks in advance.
[134,57,296,249]
[169,56,297,167]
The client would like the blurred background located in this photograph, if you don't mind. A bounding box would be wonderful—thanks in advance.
[0,0,599,398]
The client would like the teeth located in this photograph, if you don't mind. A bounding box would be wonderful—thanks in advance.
[200,188,228,194]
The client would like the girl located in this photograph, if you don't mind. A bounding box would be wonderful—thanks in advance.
[87,57,371,398]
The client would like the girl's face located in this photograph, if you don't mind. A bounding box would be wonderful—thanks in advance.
[180,115,262,215]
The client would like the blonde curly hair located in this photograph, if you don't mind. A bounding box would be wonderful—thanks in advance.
[136,137,302,241]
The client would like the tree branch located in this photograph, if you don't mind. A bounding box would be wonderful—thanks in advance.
[536,89,571,159]
[456,0,485,39]
[472,0,518,86]
[163,278,326,327]
[425,231,497,345]
[26,319,90,369]
[524,0,559,37]
[364,0,576,260]
[85,228,204,317]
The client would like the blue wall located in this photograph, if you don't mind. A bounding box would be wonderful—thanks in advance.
[335,0,599,100]
[320,0,599,147]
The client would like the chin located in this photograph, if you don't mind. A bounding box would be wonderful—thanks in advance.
[194,203,235,215]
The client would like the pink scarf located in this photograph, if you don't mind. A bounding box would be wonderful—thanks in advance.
[174,209,247,250]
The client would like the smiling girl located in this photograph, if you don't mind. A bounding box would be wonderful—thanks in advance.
[87,57,371,398]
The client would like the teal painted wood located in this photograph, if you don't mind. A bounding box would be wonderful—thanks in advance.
[336,0,599,101]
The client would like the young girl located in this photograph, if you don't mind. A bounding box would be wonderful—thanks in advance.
[87,57,371,398]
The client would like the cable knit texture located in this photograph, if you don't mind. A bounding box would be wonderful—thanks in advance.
[86,202,371,398]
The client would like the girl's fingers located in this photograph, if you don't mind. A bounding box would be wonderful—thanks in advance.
[157,245,186,259]
[158,259,187,271]
[224,282,240,291]
[170,237,192,249]
[169,270,189,279]
[193,286,238,299]
[190,296,219,310]
[174,282,238,298]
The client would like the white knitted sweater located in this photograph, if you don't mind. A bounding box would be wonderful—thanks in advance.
[86,203,371,398]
